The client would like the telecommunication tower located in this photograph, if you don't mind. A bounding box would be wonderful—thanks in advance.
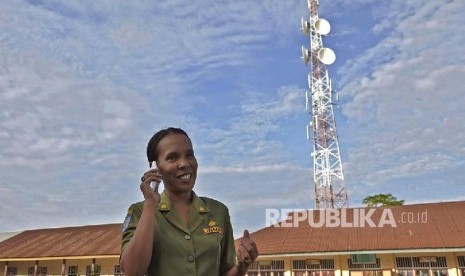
[301,0,348,209]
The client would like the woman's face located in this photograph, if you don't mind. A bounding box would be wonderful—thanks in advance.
[155,133,198,194]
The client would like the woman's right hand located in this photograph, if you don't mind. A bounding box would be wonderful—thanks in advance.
[140,168,163,203]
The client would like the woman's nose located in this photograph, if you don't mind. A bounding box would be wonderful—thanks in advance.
[177,158,189,168]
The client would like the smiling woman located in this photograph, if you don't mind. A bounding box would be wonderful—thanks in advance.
[119,127,258,276]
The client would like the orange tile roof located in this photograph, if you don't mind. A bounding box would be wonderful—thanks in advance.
[1,201,464,260]
[245,201,465,255]
[0,223,122,259]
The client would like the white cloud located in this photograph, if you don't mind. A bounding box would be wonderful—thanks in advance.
[1,0,464,235]
[339,0,465,191]
[195,163,313,236]
[194,85,304,166]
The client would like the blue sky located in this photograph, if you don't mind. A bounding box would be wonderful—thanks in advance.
[1,0,464,237]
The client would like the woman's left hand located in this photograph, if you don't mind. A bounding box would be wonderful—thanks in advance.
[236,229,258,275]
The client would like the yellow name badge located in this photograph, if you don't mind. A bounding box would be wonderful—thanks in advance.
[203,226,224,235]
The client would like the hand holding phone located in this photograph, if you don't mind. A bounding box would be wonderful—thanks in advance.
[149,163,163,192]
[151,179,161,191]
[140,163,163,202]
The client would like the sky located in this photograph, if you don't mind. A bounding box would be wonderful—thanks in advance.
[1,0,464,238]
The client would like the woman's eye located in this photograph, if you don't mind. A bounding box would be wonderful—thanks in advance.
[167,156,176,161]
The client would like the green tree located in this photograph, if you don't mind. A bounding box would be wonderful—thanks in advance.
[362,193,405,207]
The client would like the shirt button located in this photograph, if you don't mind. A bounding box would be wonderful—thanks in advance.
[185,234,191,240]
[188,256,194,262]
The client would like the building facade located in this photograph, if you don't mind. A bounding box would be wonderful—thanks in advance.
[1,201,464,276]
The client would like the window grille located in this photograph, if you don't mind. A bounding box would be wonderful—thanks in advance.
[293,259,335,270]
[28,267,47,276]
[347,258,381,269]
[293,259,335,276]
[86,265,101,276]
[396,257,447,268]
[247,260,285,275]
[114,265,125,276]
[397,257,413,268]
[458,256,465,268]
[7,267,17,276]
[294,260,308,270]
[68,266,78,276]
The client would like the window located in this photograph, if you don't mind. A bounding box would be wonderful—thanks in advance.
[114,265,125,276]
[86,265,101,276]
[28,267,47,276]
[246,260,285,276]
[68,266,79,276]
[348,270,382,276]
[430,270,447,276]
[347,257,381,276]
[397,270,414,276]
[293,259,335,276]
[457,256,465,276]
[396,256,448,276]
[6,267,17,276]
[348,258,381,269]
[458,256,465,268]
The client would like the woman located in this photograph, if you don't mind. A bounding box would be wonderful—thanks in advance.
[120,127,258,276]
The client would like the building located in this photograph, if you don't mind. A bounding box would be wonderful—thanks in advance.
[244,201,465,276]
[0,224,122,276]
[1,201,465,276]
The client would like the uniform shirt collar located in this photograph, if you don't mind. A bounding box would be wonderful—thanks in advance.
[158,191,209,213]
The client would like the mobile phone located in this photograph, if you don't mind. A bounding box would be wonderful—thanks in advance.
[151,180,161,190]
[149,162,162,190]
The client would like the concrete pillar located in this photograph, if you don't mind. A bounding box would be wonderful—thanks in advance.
[34,261,38,276]
[62,259,66,276]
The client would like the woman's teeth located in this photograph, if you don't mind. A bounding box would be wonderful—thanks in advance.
[179,174,191,180]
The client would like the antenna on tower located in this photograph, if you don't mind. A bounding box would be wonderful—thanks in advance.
[301,0,348,209]
[301,17,310,36]
[301,46,311,66]
[314,18,331,35]
[317,48,336,65]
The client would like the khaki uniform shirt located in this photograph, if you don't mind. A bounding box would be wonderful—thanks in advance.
[121,191,236,276]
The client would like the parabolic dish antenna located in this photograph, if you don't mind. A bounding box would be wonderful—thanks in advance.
[301,46,311,65]
[301,17,310,36]
[314,18,331,35]
[317,48,336,65]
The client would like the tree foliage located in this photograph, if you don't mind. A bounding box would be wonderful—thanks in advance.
[362,193,405,207]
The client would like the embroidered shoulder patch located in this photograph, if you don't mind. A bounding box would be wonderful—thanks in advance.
[122,213,132,233]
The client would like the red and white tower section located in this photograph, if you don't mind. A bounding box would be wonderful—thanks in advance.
[301,0,348,209]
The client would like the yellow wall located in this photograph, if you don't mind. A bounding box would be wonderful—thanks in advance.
[37,260,62,275]
[95,257,120,276]
[8,261,36,276]
[247,252,465,276]
[1,258,121,276]
[2,252,465,276]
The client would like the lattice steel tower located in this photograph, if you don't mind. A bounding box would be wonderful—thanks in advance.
[301,0,348,209]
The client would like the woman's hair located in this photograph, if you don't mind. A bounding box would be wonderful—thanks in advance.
[146,127,191,165]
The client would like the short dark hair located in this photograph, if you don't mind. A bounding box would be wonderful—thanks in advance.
[146,127,191,165]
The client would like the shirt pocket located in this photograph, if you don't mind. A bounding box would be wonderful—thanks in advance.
[193,231,222,261]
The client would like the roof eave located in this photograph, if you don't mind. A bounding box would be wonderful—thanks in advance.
[0,255,121,262]
[257,247,465,259]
